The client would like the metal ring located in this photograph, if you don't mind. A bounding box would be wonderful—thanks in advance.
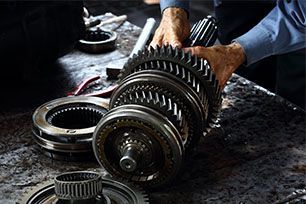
[78,29,117,53]
[32,96,109,160]
[54,171,102,200]
[18,174,149,204]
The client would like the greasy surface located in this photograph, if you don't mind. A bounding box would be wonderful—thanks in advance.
[0,15,305,204]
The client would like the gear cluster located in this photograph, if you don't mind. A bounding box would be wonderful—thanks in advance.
[93,17,221,189]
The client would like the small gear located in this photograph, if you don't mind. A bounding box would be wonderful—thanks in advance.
[118,137,152,168]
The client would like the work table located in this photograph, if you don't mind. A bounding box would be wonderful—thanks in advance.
[0,15,305,204]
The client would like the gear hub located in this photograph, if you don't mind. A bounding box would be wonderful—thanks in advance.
[18,171,149,204]
[93,17,221,189]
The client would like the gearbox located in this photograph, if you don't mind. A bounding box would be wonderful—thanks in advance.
[92,16,221,189]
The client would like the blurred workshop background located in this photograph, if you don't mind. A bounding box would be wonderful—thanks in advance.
[84,0,214,27]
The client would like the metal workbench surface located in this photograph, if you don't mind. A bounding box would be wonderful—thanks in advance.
[0,16,305,204]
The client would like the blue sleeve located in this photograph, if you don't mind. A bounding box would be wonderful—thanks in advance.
[160,0,190,13]
[234,0,306,66]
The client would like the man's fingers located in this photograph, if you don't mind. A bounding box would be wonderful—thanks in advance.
[183,46,204,56]
[149,39,162,48]
[150,38,183,48]
[149,32,163,48]
[170,40,183,48]
[183,47,194,54]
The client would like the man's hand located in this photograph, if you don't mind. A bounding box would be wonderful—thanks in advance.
[150,7,190,48]
[184,43,246,88]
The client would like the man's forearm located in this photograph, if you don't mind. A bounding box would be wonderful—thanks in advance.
[160,0,190,14]
[234,0,306,66]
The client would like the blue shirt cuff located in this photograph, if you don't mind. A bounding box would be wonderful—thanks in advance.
[233,25,273,66]
[160,0,190,14]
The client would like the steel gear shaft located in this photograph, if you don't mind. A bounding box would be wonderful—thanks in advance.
[93,16,221,189]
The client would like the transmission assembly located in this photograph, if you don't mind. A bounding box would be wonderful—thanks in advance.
[93,46,222,188]
[92,15,222,190]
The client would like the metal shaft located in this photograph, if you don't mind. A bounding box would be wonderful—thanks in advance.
[120,146,141,172]
[129,18,156,57]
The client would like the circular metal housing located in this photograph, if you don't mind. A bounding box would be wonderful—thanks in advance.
[78,29,117,53]
[93,105,183,189]
[32,96,108,160]
[18,172,149,204]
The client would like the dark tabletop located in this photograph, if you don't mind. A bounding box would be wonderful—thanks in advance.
[0,15,305,204]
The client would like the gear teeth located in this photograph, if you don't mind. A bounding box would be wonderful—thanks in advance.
[160,44,166,55]
[18,177,149,204]
[112,81,200,150]
[174,46,179,58]
[186,51,192,64]
[115,89,188,138]
[167,45,173,57]
[153,45,160,56]
[119,45,222,130]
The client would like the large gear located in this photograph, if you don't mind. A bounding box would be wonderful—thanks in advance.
[118,45,222,128]
[93,17,221,189]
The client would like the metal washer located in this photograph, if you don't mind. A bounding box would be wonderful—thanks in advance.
[78,29,117,53]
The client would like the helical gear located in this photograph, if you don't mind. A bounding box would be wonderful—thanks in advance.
[93,16,221,189]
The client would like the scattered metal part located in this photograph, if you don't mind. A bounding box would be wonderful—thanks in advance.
[78,28,117,54]
[106,18,156,79]
[93,17,220,189]
[17,171,149,204]
[84,12,127,30]
[128,18,156,58]
[96,15,127,28]
[80,14,128,54]
[32,96,108,161]
[67,75,118,97]
[273,189,306,204]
